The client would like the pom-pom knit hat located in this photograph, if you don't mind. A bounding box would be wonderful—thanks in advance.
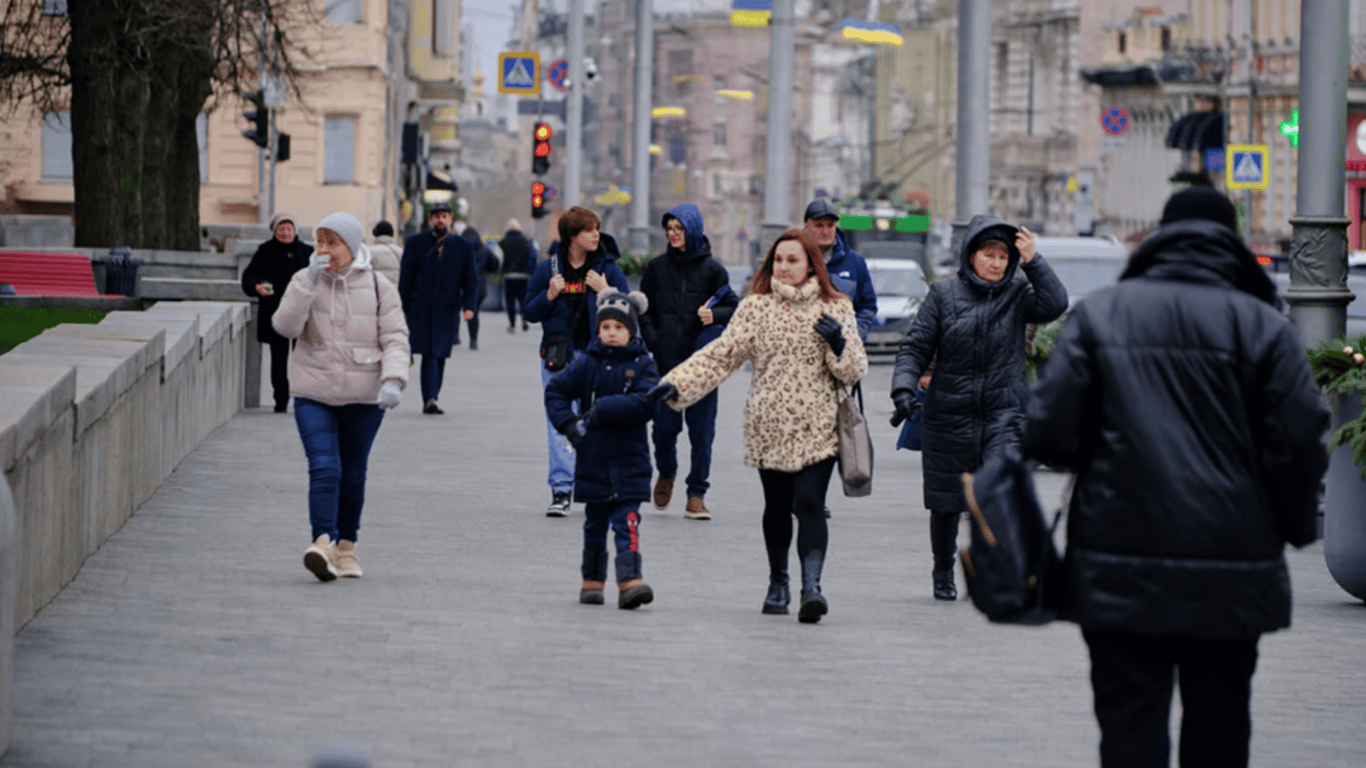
[596,287,648,339]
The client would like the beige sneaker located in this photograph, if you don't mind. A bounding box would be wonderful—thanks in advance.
[335,540,363,578]
[652,476,675,510]
[303,535,337,582]
[684,497,712,521]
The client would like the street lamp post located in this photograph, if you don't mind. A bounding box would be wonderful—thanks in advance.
[628,0,654,256]
[759,0,796,261]
[951,0,990,253]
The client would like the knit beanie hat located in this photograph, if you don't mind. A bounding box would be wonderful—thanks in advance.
[1160,186,1238,231]
[316,212,365,261]
[268,211,295,234]
[596,287,648,339]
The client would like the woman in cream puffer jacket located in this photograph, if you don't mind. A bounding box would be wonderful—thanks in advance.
[656,229,867,624]
[273,212,410,583]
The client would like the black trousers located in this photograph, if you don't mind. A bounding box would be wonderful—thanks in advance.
[505,278,528,326]
[757,456,836,579]
[1083,630,1260,768]
[267,337,292,408]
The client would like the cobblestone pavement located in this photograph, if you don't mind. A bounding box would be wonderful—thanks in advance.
[5,327,1363,767]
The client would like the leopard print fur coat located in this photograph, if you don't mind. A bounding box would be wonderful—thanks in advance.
[661,277,868,471]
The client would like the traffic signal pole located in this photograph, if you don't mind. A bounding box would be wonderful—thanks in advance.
[256,6,267,225]
[627,0,654,256]
[951,0,990,253]
[565,0,585,208]
[759,0,796,260]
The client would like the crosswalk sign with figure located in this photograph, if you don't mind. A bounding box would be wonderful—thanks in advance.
[499,52,540,95]
[1226,144,1270,190]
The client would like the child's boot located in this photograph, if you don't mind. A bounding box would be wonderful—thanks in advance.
[615,551,654,610]
[580,549,608,605]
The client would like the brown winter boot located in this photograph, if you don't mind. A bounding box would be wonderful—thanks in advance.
[684,497,712,521]
[652,476,675,510]
[335,540,363,578]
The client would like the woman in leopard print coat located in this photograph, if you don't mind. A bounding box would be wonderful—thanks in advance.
[656,230,867,624]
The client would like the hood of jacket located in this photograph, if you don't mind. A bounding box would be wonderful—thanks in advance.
[1122,219,1282,309]
[662,203,711,262]
[958,214,1021,292]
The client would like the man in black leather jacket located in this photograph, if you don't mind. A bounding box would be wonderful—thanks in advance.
[1023,187,1329,768]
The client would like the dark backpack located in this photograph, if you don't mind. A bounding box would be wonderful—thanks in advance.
[959,453,1066,625]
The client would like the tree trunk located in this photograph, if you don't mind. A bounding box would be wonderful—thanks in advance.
[67,0,213,251]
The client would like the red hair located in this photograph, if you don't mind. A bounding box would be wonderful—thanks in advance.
[750,229,843,301]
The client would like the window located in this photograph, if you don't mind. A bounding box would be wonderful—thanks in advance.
[40,111,72,181]
[712,122,726,147]
[712,173,724,197]
[41,0,67,15]
[433,0,451,56]
[324,116,356,184]
[669,126,686,165]
[324,0,362,25]
[1160,26,1171,52]
[1118,32,1126,54]
[196,113,208,183]
[669,49,693,96]
[714,75,726,91]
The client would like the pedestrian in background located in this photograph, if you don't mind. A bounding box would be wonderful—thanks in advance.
[545,288,658,609]
[398,201,478,415]
[651,230,866,623]
[1024,187,1329,768]
[523,206,630,517]
[500,218,537,333]
[638,203,737,521]
[889,215,1067,601]
[460,226,500,351]
[272,212,409,582]
[241,211,313,413]
[368,220,402,286]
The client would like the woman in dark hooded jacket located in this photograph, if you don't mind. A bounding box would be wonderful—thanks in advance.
[889,214,1068,601]
[241,212,314,413]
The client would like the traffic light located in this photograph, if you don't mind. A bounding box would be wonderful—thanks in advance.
[531,122,553,175]
[242,90,269,148]
[531,181,547,218]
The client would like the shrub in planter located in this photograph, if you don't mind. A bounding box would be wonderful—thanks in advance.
[1307,333,1366,602]
[1307,335,1366,477]
[1025,312,1068,383]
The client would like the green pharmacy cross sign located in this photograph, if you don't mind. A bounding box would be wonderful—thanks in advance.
[1279,110,1299,148]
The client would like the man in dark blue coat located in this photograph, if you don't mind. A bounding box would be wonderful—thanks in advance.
[802,199,877,341]
[1023,187,1329,768]
[398,201,478,414]
[638,203,738,521]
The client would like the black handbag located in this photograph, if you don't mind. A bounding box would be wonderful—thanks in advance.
[959,453,1067,625]
[541,336,572,372]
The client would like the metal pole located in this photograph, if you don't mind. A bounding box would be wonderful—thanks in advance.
[1243,0,1254,233]
[952,0,990,253]
[627,0,654,255]
[257,7,267,225]
[268,108,278,219]
[1285,1,1351,347]
[565,0,585,208]
[760,0,796,258]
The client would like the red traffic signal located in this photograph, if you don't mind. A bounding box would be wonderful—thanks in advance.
[531,181,548,218]
[532,122,553,174]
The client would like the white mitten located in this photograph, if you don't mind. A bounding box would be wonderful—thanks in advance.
[378,380,402,410]
[305,254,331,285]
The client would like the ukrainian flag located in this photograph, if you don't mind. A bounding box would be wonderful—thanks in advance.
[841,19,904,46]
[732,0,772,27]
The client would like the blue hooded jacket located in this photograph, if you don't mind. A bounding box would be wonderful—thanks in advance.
[824,231,877,342]
[544,336,660,503]
[638,204,738,373]
[523,231,630,354]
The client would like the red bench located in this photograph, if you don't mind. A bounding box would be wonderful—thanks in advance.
[0,251,102,297]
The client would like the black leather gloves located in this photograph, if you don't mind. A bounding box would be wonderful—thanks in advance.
[890,389,920,427]
[565,418,588,448]
[647,382,679,402]
[814,313,846,356]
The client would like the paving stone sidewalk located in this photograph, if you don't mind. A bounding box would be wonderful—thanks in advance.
[4,328,1362,767]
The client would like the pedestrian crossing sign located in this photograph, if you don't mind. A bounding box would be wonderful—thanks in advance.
[498,52,540,95]
[1226,144,1270,190]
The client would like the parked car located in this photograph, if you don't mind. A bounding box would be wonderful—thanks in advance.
[1033,236,1130,304]
[726,264,753,298]
[864,259,928,355]
[856,239,936,281]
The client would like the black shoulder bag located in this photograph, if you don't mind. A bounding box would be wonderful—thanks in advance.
[540,254,576,372]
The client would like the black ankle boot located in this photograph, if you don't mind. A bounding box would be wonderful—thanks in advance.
[762,571,790,615]
[614,551,654,610]
[797,550,828,623]
[580,549,608,605]
[930,514,960,601]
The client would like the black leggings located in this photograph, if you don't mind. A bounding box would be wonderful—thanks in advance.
[758,456,836,578]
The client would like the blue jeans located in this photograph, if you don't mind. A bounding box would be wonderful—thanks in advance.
[651,388,718,498]
[583,501,640,556]
[540,353,578,494]
[293,398,385,542]
[419,356,447,403]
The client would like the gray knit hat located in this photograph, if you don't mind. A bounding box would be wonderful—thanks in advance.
[316,212,365,262]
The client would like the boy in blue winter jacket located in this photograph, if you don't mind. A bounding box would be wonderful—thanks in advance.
[544,288,660,609]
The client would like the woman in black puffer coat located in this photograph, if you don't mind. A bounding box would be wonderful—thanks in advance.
[890,214,1068,600]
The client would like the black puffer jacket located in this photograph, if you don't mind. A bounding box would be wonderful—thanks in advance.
[638,209,737,374]
[1024,219,1329,639]
[240,236,314,343]
[891,214,1068,511]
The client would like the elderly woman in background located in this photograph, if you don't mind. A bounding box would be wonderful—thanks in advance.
[889,215,1068,601]
[651,230,867,624]
[241,212,313,413]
